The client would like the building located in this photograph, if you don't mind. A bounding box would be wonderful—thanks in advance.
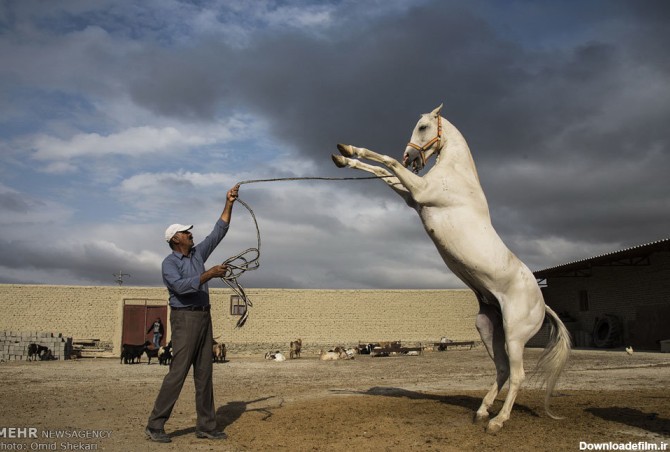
[533,238,670,351]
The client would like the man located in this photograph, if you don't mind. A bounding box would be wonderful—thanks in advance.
[145,183,240,443]
[147,317,164,349]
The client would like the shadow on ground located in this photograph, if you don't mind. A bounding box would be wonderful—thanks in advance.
[587,406,670,437]
[331,386,540,418]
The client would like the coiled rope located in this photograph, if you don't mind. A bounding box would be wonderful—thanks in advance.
[221,175,390,327]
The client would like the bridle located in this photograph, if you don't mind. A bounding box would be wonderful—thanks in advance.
[406,114,443,166]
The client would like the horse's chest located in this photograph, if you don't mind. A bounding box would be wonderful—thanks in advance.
[412,177,459,207]
[418,208,465,253]
[417,206,491,267]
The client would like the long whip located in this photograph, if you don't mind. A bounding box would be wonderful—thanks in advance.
[221,175,391,327]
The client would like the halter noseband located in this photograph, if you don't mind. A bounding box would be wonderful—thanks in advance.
[406,114,442,166]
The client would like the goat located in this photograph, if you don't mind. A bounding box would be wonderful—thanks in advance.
[358,343,376,355]
[213,343,226,363]
[145,346,159,364]
[371,346,390,357]
[289,339,302,359]
[28,343,49,362]
[120,341,150,364]
[158,341,172,366]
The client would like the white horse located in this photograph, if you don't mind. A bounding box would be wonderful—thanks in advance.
[332,104,571,433]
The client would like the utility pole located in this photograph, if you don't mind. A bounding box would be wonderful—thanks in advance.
[113,270,131,286]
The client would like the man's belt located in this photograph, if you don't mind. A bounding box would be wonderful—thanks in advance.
[171,305,210,312]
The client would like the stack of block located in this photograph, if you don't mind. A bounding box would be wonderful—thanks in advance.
[0,331,73,361]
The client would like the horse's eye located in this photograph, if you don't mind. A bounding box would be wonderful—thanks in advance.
[419,125,427,131]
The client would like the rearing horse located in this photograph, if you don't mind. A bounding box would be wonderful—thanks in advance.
[332,104,570,433]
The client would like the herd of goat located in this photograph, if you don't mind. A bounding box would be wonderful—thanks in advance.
[119,340,227,365]
[118,337,387,365]
[26,338,410,365]
[265,339,357,361]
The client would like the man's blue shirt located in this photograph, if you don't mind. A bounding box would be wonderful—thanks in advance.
[162,219,229,308]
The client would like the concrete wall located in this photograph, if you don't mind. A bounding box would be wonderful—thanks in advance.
[0,284,480,355]
[0,332,73,361]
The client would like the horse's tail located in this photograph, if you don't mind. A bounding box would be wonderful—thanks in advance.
[535,304,571,419]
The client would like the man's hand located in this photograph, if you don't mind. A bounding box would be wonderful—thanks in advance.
[227,184,240,203]
[201,264,229,285]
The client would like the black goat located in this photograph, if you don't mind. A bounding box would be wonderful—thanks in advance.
[158,341,173,366]
[28,343,49,361]
[120,341,150,364]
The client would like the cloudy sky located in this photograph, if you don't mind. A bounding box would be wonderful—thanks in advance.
[1,0,668,289]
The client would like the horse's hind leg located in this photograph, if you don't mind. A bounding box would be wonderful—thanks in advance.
[486,339,525,433]
[486,290,544,433]
[474,301,509,424]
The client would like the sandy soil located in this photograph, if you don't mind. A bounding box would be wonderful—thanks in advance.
[0,347,669,451]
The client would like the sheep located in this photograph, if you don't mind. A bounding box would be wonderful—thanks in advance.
[265,351,286,362]
[331,346,355,359]
[320,346,355,361]
[319,350,341,361]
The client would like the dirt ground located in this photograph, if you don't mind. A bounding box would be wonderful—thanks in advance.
[1,347,669,451]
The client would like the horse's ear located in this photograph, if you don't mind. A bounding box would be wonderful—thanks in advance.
[431,103,443,117]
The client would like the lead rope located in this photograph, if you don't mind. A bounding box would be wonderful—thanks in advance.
[221,175,391,327]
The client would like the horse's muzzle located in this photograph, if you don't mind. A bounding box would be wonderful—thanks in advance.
[403,148,424,174]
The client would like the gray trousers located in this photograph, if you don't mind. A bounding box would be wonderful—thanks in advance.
[147,310,216,432]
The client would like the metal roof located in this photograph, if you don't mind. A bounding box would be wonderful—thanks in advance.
[533,238,670,279]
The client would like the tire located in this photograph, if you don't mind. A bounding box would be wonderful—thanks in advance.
[592,315,621,348]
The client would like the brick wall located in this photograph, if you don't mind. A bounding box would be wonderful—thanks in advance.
[0,285,479,356]
[0,285,163,355]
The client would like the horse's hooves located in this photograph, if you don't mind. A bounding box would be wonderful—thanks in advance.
[331,154,347,168]
[473,413,489,424]
[486,421,503,434]
[337,143,354,157]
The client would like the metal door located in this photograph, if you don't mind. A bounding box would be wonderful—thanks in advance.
[122,301,167,346]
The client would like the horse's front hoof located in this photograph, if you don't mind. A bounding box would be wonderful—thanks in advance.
[473,412,489,424]
[331,154,347,168]
[337,143,354,158]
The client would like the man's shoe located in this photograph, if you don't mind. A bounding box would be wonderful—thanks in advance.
[195,430,227,440]
[145,427,171,443]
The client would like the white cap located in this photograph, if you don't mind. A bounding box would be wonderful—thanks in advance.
[165,224,193,242]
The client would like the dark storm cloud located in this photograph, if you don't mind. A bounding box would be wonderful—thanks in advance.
[2,0,668,289]
[225,2,522,161]
[125,1,669,167]
[126,2,523,154]
[121,0,670,270]
[0,238,161,286]
[128,45,234,120]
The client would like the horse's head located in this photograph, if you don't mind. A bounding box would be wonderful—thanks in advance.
[403,104,443,174]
